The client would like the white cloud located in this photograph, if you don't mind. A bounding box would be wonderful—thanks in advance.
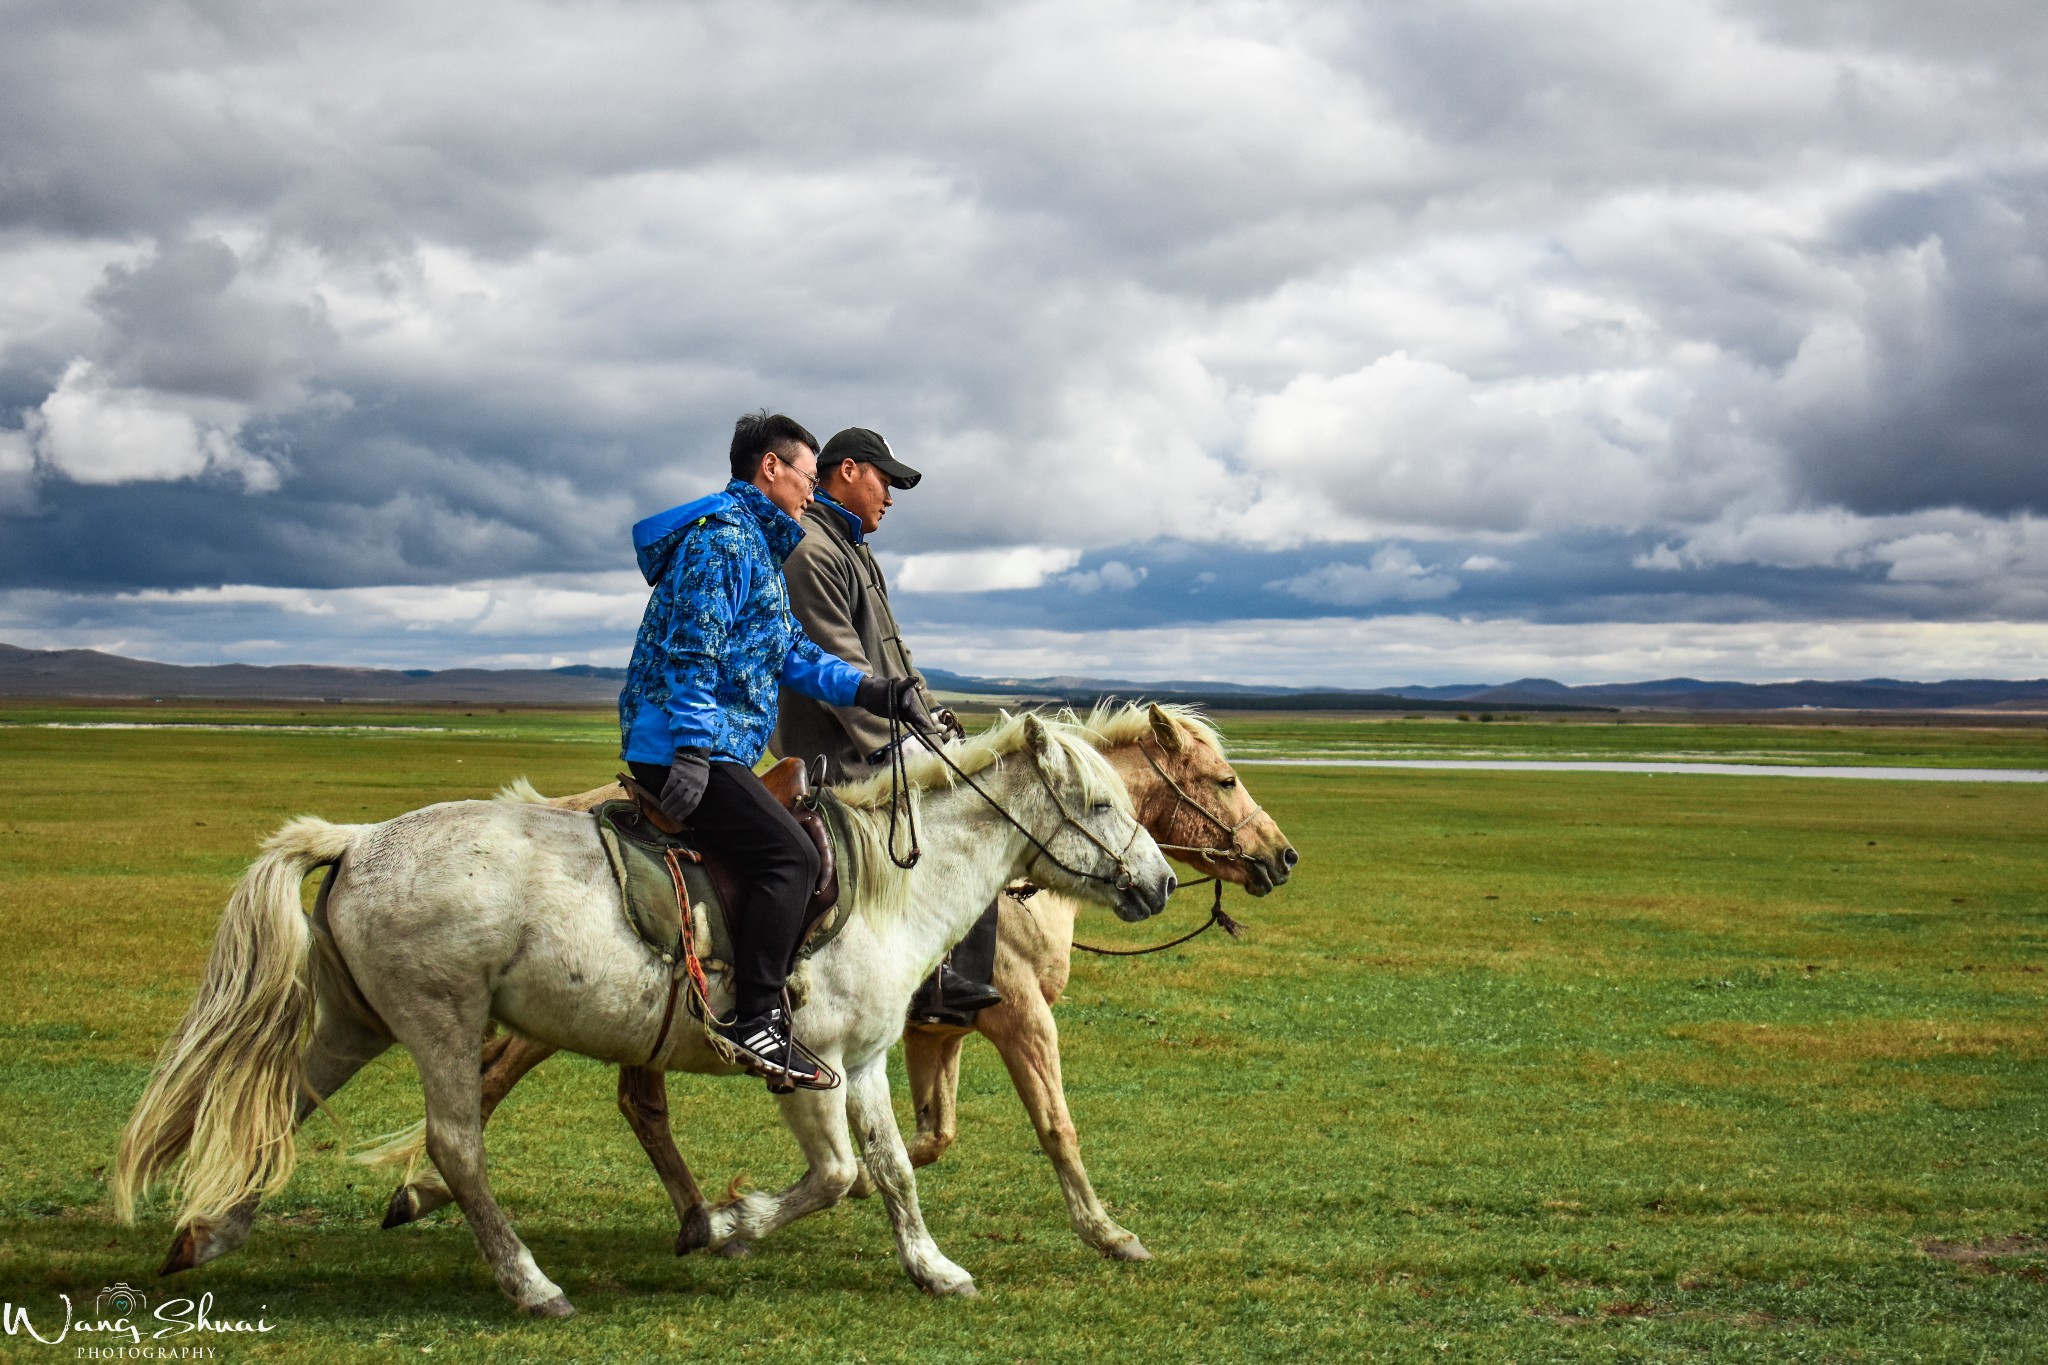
[1269,547,1459,605]
[27,360,276,491]
[1236,350,1685,540]
[916,616,2048,689]
[1062,560,1148,593]
[886,547,1083,594]
[1664,509,2048,589]
[117,572,647,636]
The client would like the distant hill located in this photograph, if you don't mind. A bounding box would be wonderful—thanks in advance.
[1374,675,2048,711]
[0,642,624,703]
[923,667,2048,712]
[4,643,2045,712]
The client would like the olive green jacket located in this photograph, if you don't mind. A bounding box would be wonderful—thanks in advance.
[770,498,939,782]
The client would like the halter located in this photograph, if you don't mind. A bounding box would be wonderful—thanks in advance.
[1135,734,1269,868]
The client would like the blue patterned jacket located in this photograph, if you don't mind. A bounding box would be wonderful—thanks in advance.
[619,479,866,767]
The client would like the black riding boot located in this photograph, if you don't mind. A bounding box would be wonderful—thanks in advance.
[909,899,1003,1025]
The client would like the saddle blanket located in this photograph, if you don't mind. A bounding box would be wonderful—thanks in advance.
[590,795,856,1007]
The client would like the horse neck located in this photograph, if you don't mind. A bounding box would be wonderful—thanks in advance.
[1103,741,1175,835]
[872,772,1039,956]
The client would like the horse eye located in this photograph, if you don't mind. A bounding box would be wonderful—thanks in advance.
[1091,800,1113,813]
[1217,776,1239,789]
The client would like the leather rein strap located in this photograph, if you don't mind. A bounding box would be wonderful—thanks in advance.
[1067,876,1244,957]
[884,710,1143,894]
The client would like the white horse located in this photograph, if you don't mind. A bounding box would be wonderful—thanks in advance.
[380,702,1298,1264]
[113,713,1175,1315]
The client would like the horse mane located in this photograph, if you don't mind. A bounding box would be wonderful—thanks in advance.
[833,709,1129,812]
[1068,700,1226,757]
[828,711,1132,925]
[495,777,548,804]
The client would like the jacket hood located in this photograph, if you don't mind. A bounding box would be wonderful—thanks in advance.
[632,489,735,584]
[631,479,806,583]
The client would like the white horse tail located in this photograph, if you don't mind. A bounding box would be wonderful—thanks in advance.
[113,816,360,1226]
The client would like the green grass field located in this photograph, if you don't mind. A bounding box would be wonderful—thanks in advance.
[1,704,2044,1362]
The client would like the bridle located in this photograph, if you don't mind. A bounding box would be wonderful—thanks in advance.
[880,706,1145,897]
[1059,729,1272,957]
[1135,734,1269,870]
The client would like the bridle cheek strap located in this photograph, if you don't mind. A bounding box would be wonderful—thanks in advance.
[1137,736,1267,867]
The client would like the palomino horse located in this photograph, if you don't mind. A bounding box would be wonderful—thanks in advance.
[114,714,1175,1314]
[893,702,1296,1258]
[380,702,1296,1262]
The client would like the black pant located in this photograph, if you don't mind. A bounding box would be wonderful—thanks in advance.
[631,759,819,1021]
[952,900,1000,983]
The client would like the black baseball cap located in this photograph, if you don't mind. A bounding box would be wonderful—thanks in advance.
[819,427,922,489]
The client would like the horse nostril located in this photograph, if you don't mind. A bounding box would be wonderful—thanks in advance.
[1281,846,1299,870]
[1162,873,1177,901]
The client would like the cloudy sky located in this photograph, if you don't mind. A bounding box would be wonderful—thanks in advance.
[3,0,2046,686]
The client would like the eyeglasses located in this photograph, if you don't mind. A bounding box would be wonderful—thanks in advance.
[774,451,820,492]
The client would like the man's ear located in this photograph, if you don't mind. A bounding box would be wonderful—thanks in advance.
[1148,703,1184,752]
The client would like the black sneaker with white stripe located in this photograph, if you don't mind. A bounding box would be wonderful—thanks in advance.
[711,1008,831,1091]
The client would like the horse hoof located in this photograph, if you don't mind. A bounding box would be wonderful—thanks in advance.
[381,1185,421,1230]
[1102,1235,1152,1262]
[847,1169,876,1200]
[929,1277,979,1298]
[676,1208,712,1257]
[715,1239,752,1259]
[158,1227,199,1277]
[524,1295,575,1319]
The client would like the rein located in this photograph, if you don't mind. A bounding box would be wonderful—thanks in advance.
[881,711,1140,894]
[882,703,923,869]
[1055,875,1246,957]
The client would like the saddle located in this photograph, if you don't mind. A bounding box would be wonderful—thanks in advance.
[594,758,852,996]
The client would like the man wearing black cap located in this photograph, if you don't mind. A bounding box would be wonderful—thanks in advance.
[773,427,1003,1024]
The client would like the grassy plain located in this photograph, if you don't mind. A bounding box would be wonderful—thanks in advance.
[0,703,2044,1362]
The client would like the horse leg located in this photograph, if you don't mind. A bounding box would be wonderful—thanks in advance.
[703,1084,860,1253]
[845,1058,977,1296]
[163,1006,390,1274]
[613,1065,713,1255]
[385,1033,559,1228]
[979,986,1149,1261]
[408,1019,571,1316]
[847,1022,963,1199]
[903,1023,968,1169]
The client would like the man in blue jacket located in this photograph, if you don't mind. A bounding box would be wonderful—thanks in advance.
[619,411,922,1089]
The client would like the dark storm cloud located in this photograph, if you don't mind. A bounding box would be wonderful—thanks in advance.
[92,238,334,402]
[1771,173,2048,517]
[1,0,2046,676]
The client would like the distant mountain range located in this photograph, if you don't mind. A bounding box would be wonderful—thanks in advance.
[922,669,2048,712]
[4,642,2046,712]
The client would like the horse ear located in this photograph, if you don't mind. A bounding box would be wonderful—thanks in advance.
[1023,712,1052,757]
[1148,703,1184,752]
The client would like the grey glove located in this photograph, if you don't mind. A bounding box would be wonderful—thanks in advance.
[659,747,712,825]
[854,674,934,731]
